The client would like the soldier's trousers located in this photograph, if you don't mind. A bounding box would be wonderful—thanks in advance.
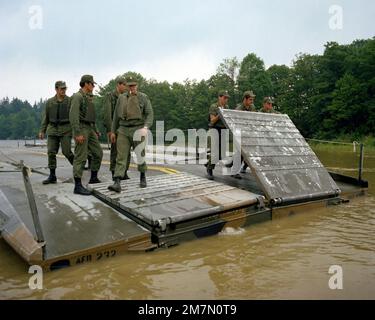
[206,127,227,170]
[110,141,130,173]
[114,126,147,178]
[73,124,103,178]
[47,134,74,169]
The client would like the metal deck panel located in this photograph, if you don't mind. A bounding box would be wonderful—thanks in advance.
[89,173,262,228]
[0,168,151,261]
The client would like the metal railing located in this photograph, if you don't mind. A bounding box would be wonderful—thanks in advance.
[306,138,365,183]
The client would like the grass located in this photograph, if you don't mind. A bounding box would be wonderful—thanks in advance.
[307,135,375,153]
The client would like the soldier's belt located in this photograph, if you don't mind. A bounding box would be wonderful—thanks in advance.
[50,121,70,126]
[80,120,95,125]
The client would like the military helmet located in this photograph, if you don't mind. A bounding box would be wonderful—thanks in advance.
[243,90,256,99]
[80,74,97,85]
[218,90,230,98]
[55,81,67,89]
[263,96,274,104]
[116,76,127,85]
[126,76,137,86]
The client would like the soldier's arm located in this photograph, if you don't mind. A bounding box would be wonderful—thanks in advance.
[40,101,49,134]
[103,94,112,133]
[69,93,82,137]
[209,106,220,125]
[111,96,121,134]
[143,95,154,129]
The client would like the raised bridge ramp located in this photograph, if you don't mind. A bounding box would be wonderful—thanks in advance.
[218,109,341,205]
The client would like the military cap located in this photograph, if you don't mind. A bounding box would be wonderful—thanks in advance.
[80,74,97,84]
[126,76,137,86]
[55,81,67,89]
[218,90,230,97]
[263,96,274,104]
[243,90,256,99]
[116,76,127,84]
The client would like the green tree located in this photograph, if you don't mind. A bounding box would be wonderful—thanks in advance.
[237,53,272,107]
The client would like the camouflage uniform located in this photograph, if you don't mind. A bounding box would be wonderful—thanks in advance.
[260,97,280,114]
[40,94,74,169]
[112,91,153,178]
[103,88,130,175]
[236,103,257,112]
[70,88,103,179]
[206,91,230,172]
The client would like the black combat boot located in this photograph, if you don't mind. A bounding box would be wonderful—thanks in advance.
[74,178,91,195]
[206,167,214,180]
[108,177,121,193]
[121,171,130,180]
[43,169,57,184]
[89,171,101,184]
[240,163,248,174]
[111,170,115,180]
[140,172,147,188]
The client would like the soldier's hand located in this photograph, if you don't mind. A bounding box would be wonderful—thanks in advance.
[75,135,85,144]
[96,131,101,138]
[140,127,148,137]
[110,133,116,144]
[39,132,45,140]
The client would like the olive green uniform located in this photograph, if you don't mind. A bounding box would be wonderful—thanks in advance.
[235,103,257,112]
[206,102,228,170]
[260,107,280,114]
[112,91,153,178]
[40,95,74,169]
[103,90,130,172]
[70,89,103,178]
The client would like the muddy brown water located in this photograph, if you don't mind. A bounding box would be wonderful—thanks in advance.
[0,142,374,299]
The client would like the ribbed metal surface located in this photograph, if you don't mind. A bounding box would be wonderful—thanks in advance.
[89,173,261,228]
[219,109,341,204]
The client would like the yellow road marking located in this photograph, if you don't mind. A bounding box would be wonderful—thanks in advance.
[26,150,180,174]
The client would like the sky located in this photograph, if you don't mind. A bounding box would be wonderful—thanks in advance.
[0,0,374,102]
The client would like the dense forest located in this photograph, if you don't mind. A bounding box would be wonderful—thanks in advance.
[1,37,374,143]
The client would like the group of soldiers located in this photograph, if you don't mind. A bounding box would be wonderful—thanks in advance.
[39,75,153,195]
[39,74,277,195]
[205,89,278,180]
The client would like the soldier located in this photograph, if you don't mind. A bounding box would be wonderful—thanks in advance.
[108,76,153,193]
[260,96,279,113]
[236,90,257,174]
[236,90,257,111]
[205,90,230,180]
[39,81,74,184]
[103,76,129,180]
[70,75,103,195]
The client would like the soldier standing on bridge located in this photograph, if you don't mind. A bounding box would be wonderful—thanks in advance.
[108,76,153,193]
[260,97,279,113]
[236,90,257,112]
[39,81,74,184]
[205,90,230,180]
[103,76,130,180]
[236,90,257,174]
[70,75,103,195]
